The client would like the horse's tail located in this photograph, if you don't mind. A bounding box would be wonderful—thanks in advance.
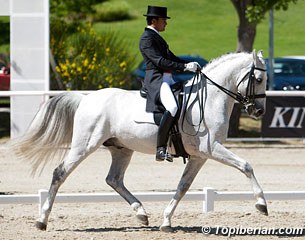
[12,92,84,175]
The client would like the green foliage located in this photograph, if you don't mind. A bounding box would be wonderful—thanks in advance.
[246,0,299,23]
[93,0,136,22]
[49,0,137,90]
[50,19,135,90]
[0,53,9,68]
[50,0,107,20]
[93,0,305,61]
[1,0,304,76]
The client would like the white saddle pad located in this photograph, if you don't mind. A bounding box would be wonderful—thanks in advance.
[133,89,188,125]
[133,99,155,124]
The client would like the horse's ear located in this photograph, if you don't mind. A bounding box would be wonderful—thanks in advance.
[257,50,264,59]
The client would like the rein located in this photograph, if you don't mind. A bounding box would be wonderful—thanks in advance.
[181,64,267,135]
[201,64,266,106]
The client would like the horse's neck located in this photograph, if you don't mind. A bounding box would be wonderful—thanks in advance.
[202,54,251,118]
[205,54,251,91]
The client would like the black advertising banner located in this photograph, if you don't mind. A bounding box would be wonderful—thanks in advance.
[261,96,305,138]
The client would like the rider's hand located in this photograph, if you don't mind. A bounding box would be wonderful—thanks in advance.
[184,62,201,72]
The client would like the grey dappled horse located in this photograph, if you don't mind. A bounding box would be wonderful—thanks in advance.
[13,50,268,232]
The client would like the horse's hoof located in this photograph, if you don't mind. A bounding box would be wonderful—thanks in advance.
[255,203,268,216]
[35,221,47,231]
[136,214,149,226]
[160,225,174,233]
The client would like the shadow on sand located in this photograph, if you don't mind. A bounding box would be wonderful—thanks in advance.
[57,225,305,237]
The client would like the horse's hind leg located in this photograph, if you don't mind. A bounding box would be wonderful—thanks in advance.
[106,146,149,226]
[36,161,66,230]
[35,147,95,230]
[210,142,268,215]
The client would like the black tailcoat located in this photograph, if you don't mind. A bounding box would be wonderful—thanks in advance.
[139,28,186,113]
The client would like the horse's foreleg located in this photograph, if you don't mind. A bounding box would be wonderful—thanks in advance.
[210,142,268,215]
[106,147,149,226]
[160,157,206,232]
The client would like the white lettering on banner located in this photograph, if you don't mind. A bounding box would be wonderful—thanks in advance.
[269,107,305,128]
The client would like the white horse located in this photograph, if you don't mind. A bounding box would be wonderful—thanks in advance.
[12,50,268,232]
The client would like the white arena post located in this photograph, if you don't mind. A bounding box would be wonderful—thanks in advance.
[204,187,216,212]
[0,0,50,138]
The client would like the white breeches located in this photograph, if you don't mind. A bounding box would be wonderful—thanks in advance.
[160,73,177,117]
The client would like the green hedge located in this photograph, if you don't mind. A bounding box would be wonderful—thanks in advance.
[50,19,135,90]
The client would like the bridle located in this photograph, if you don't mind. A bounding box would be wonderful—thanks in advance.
[199,63,267,111]
[235,64,267,110]
[181,63,267,135]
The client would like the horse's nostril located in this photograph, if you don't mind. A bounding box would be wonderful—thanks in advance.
[256,108,264,116]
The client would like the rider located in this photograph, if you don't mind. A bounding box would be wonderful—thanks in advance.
[139,5,201,162]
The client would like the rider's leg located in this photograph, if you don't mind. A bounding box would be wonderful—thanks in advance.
[160,74,178,117]
[156,110,175,161]
[156,80,177,162]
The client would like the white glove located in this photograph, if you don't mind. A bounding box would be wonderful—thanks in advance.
[184,62,201,72]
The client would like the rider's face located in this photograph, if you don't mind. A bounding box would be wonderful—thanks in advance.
[152,18,167,32]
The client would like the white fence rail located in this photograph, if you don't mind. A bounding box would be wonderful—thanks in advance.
[0,90,305,97]
[0,90,93,97]
[1,188,305,214]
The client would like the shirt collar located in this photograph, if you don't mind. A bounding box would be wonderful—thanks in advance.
[147,26,160,35]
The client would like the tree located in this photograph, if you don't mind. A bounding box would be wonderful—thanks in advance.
[230,0,299,52]
[228,0,299,137]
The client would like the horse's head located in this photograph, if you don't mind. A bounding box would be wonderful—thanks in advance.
[236,50,267,119]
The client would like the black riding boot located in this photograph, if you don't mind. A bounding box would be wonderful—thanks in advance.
[156,111,175,162]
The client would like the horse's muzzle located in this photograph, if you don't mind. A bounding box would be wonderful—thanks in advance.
[246,104,265,119]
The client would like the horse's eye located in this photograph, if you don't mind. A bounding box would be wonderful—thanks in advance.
[256,78,263,83]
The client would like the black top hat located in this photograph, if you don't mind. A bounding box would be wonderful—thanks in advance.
[143,6,170,19]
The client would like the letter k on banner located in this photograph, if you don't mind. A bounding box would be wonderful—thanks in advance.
[262,96,305,138]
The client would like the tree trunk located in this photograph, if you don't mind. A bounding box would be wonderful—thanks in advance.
[236,21,256,52]
[230,0,257,52]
